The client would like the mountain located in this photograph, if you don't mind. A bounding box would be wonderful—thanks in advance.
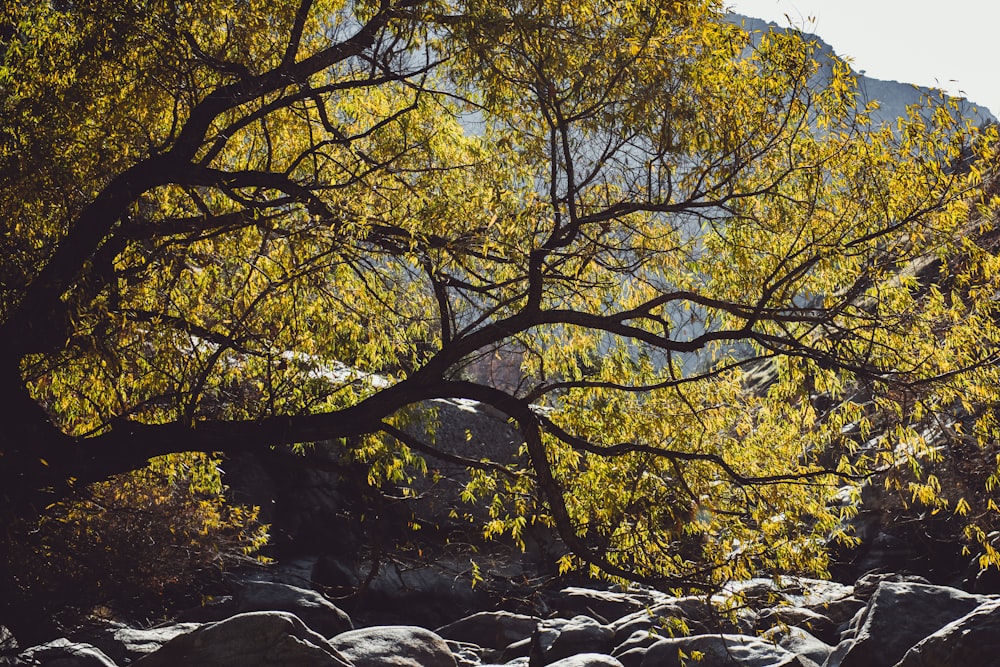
[731,14,996,127]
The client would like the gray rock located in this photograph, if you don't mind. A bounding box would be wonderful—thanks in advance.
[359,559,493,627]
[447,639,497,667]
[17,638,119,667]
[780,579,855,609]
[332,625,457,667]
[1,626,17,665]
[234,580,353,637]
[823,639,853,667]
[806,596,865,630]
[895,598,1000,667]
[501,637,532,662]
[611,630,660,657]
[437,611,539,649]
[609,597,720,643]
[546,654,624,667]
[131,611,352,666]
[554,588,666,624]
[614,647,649,667]
[851,572,930,600]
[761,625,832,666]
[84,623,201,664]
[530,615,614,666]
[833,581,989,667]
[639,634,811,667]
[756,606,837,644]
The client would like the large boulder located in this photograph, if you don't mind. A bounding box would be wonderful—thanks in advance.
[17,638,119,667]
[553,588,667,624]
[895,598,1000,667]
[81,622,201,664]
[760,626,832,666]
[530,615,615,667]
[234,581,353,637]
[436,611,539,650]
[131,611,352,666]
[831,581,989,667]
[331,625,457,667]
[638,634,812,667]
[351,558,495,628]
[755,606,838,644]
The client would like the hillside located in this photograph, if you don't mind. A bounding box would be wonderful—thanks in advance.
[732,14,996,126]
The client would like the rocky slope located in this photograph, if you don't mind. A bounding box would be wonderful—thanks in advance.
[732,15,995,127]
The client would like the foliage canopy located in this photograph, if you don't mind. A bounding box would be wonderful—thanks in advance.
[4,0,1000,628]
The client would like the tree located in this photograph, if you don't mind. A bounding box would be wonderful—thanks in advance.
[2,0,999,638]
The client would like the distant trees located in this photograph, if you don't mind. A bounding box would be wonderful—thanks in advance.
[2,0,1000,638]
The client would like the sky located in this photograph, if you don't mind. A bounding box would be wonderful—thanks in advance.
[727,0,1000,115]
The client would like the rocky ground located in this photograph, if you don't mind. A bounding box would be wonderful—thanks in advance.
[7,398,1000,666]
[5,564,1000,666]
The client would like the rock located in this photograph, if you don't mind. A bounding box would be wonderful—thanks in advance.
[611,630,660,657]
[356,559,494,628]
[614,646,649,667]
[546,654,624,667]
[639,634,812,667]
[832,581,989,667]
[501,637,532,662]
[761,625,832,666]
[130,611,352,666]
[17,638,119,667]
[436,611,539,649]
[530,615,615,666]
[756,606,838,644]
[554,588,665,624]
[84,623,201,665]
[851,572,930,600]
[823,639,853,667]
[1,626,17,665]
[895,598,1000,667]
[780,578,855,609]
[448,639,497,667]
[331,625,457,667]
[234,581,353,637]
[609,597,724,643]
[805,596,865,630]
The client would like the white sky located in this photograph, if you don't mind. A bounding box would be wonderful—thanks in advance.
[727,1,1000,115]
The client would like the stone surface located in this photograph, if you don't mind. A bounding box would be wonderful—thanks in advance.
[805,596,865,630]
[639,634,811,667]
[756,606,837,644]
[833,581,989,667]
[130,611,352,666]
[611,630,660,658]
[0,626,17,665]
[554,588,665,623]
[17,638,119,667]
[531,615,615,666]
[448,639,497,667]
[84,622,201,664]
[609,596,724,644]
[546,654,624,667]
[761,625,832,666]
[436,611,539,649]
[332,625,457,667]
[234,580,353,637]
[895,598,1000,667]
